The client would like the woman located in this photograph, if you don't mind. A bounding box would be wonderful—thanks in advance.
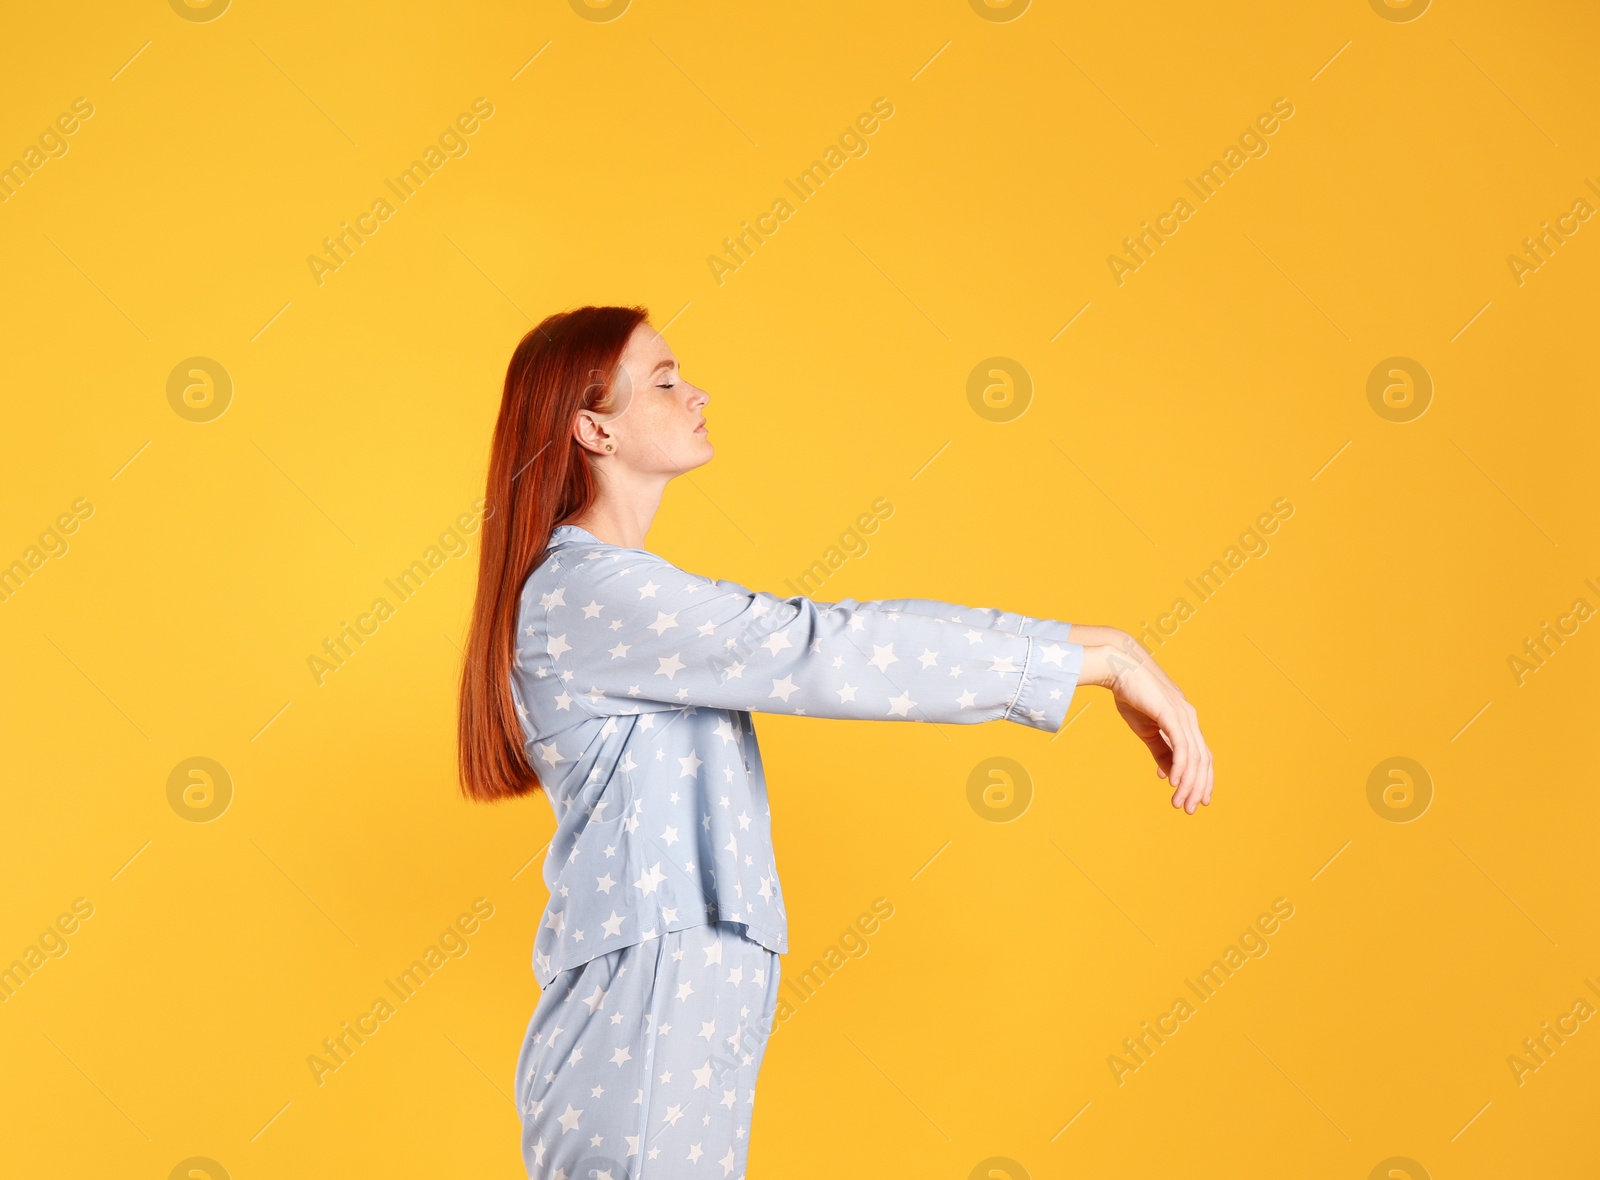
[458,305,1213,1178]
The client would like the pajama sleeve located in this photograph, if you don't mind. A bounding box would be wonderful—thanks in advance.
[549,553,1084,733]
[768,590,1077,645]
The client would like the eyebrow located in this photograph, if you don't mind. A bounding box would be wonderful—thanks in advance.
[650,359,676,376]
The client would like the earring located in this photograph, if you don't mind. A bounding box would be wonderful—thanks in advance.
[605,443,613,452]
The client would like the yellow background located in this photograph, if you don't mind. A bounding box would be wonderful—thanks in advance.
[2,0,1597,1176]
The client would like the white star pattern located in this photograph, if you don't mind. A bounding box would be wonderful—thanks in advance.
[511,524,1086,1175]
[633,862,667,895]
[515,529,1082,994]
[514,923,783,1170]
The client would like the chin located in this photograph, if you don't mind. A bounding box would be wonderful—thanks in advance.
[671,440,713,476]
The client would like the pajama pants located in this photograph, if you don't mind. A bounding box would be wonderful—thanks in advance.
[516,921,783,1179]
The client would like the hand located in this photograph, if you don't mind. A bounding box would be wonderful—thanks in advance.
[1078,642,1213,813]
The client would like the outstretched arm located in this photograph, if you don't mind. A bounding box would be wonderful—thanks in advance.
[540,551,1212,813]
[542,553,1082,732]
[730,583,1213,813]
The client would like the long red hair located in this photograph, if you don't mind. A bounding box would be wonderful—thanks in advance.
[457,304,650,802]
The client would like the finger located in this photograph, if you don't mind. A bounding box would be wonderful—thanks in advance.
[1191,746,1210,812]
[1163,718,1190,801]
[1196,727,1212,801]
[1164,713,1190,796]
[1161,725,1183,797]
[1173,746,1193,809]
[1142,730,1174,778]
[1179,705,1205,804]
[1176,703,1201,795]
[1169,705,1197,795]
[1180,741,1204,811]
[1154,702,1185,791]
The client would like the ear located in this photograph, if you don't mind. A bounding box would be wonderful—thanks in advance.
[572,410,613,456]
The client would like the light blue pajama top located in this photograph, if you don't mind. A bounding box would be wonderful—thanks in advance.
[512,523,1087,988]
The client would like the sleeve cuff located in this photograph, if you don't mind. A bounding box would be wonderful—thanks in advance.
[1005,637,1085,733]
[1020,616,1076,644]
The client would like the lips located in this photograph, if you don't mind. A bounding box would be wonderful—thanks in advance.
[694,419,707,433]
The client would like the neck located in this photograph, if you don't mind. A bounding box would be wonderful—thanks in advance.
[571,470,668,550]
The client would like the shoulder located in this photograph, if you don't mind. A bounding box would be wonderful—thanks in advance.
[548,543,704,606]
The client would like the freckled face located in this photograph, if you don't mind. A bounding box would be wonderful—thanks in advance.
[604,322,712,475]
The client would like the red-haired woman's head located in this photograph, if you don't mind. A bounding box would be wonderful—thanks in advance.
[457,305,713,802]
